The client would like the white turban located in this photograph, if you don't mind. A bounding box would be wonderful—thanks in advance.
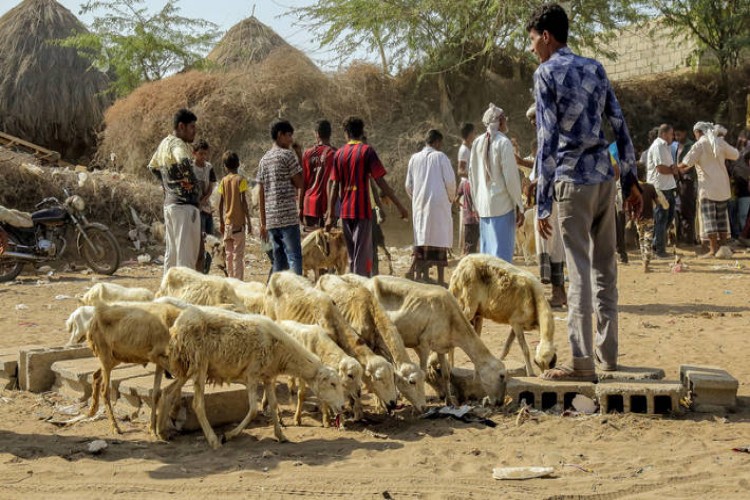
[482,103,505,135]
[694,121,718,156]
[714,124,727,137]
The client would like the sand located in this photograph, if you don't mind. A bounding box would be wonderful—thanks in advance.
[1,248,749,499]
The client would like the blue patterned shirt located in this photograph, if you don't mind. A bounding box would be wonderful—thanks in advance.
[534,47,637,219]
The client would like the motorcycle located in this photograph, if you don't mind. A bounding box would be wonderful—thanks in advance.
[0,189,121,282]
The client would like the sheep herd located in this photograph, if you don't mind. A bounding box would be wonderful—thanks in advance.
[66,254,556,449]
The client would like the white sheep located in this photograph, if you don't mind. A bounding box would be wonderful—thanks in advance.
[265,271,398,417]
[204,234,227,276]
[515,207,537,265]
[302,229,348,280]
[448,254,556,376]
[226,278,266,314]
[157,306,346,449]
[65,305,95,346]
[80,282,155,305]
[277,320,363,426]
[318,274,427,413]
[155,266,246,310]
[86,301,183,435]
[367,275,506,407]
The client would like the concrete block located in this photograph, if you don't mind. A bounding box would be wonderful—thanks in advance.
[596,380,684,415]
[597,366,665,381]
[679,365,738,410]
[0,345,43,390]
[19,345,93,393]
[507,377,596,411]
[118,375,290,431]
[51,357,142,402]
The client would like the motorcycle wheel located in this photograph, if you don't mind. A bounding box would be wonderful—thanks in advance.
[78,225,121,275]
[0,233,25,282]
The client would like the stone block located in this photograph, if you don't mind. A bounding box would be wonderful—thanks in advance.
[507,377,596,411]
[597,366,665,381]
[0,345,42,390]
[679,365,738,410]
[19,345,93,393]
[51,357,143,402]
[596,380,684,415]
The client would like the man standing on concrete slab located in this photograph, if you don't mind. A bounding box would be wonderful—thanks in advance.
[527,3,642,381]
[148,108,201,273]
[647,124,678,258]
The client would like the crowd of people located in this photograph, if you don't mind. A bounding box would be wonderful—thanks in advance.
[145,3,749,383]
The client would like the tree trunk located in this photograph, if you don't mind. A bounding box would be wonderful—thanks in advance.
[437,73,457,131]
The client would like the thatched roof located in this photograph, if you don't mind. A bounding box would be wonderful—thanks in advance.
[0,0,112,160]
[207,16,318,72]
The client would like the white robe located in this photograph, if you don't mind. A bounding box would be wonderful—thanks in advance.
[405,146,456,248]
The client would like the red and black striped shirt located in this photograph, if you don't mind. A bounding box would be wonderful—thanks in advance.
[331,141,386,219]
[302,144,336,217]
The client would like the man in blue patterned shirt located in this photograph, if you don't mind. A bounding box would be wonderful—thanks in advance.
[527,3,642,381]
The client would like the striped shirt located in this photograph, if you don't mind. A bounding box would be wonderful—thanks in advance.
[256,145,303,229]
[331,141,387,219]
[302,144,336,218]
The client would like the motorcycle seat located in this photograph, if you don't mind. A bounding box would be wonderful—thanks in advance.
[0,205,33,228]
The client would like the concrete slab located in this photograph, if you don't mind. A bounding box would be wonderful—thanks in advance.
[596,379,684,415]
[19,345,92,392]
[507,377,597,411]
[0,345,42,390]
[597,366,665,381]
[51,357,140,402]
[679,365,738,411]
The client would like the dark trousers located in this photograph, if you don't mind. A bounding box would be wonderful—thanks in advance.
[463,223,479,254]
[196,211,213,274]
[678,180,697,244]
[615,208,627,258]
[343,218,373,277]
[372,220,384,275]
[653,188,676,254]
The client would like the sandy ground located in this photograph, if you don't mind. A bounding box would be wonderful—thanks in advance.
[1,242,750,499]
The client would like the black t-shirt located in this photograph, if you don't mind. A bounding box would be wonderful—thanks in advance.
[640,182,657,221]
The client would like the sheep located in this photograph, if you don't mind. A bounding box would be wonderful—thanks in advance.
[448,254,556,377]
[226,278,266,314]
[65,305,95,346]
[366,275,506,407]
[265,271,398,417]
[515,207,536,265]
[317,274,427,413]
[157,306,346,449]
[86,301,183,435]
[204,234,227,276]
[425,353,487,404]
[80,282,155,305]
[301,229,348,280]
[277,320,363,426]
[155,266,246,310]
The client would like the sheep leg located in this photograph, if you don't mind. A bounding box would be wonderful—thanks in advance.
[102,365,121,435]
[192,369,222,449]
[88,368,102,417]
[437,352,457,407]
[351,393,363,421]
[321,402,331,428]
[148,366,164,437]
[224,380,259,442]
[513,324,535,376]
[264,380,287,443]
[500,327,516,360]
[293,379,306,426]
[155,378,185,441]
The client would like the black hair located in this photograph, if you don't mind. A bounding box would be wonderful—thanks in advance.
[271,120,294,141]
[192,138,209,152]
[460,122,475,140]
[222,151,240,171]
[316,120,332,140]
[425,129,443,146]
[526,3,569,44]
[659,123,673,135]
[343,116,365,139]
[173,108,197,130]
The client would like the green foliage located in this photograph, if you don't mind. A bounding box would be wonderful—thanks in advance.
[58,0,221,96]
[291,0,646,76]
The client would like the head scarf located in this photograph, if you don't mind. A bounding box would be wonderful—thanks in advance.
[694,121,718,157]
[481,103,505,183]
[714,124,727,137]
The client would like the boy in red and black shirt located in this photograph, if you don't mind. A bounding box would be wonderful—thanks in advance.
[301,120,336,229]
[326,117,408,276]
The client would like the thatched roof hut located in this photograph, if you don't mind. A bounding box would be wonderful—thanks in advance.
[207,16,319,73]
[0,0,111,160]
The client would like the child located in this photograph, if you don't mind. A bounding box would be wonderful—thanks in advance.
[631,170,668,273]
[457,122,479,254]
[218,151,252,280]
[192,139,216,274]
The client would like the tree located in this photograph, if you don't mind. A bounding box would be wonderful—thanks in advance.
[655,0,750,122]
[291,0,646,125]
[59,0,221,96]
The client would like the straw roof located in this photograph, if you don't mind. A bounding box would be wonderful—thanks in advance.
[0,0,112,160]
[208,16,318,72]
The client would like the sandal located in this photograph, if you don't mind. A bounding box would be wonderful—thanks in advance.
[541,365,597,382]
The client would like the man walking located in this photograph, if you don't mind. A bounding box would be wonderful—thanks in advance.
[647,124,678,258]
[405,129,456,284]
[148,108,201,273]
[467,104,525,263]
[326,117,408,277]
[301,120,336,229]
[527,3,641,381]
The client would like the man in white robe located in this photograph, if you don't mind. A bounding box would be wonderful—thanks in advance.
[405,129,456,284]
